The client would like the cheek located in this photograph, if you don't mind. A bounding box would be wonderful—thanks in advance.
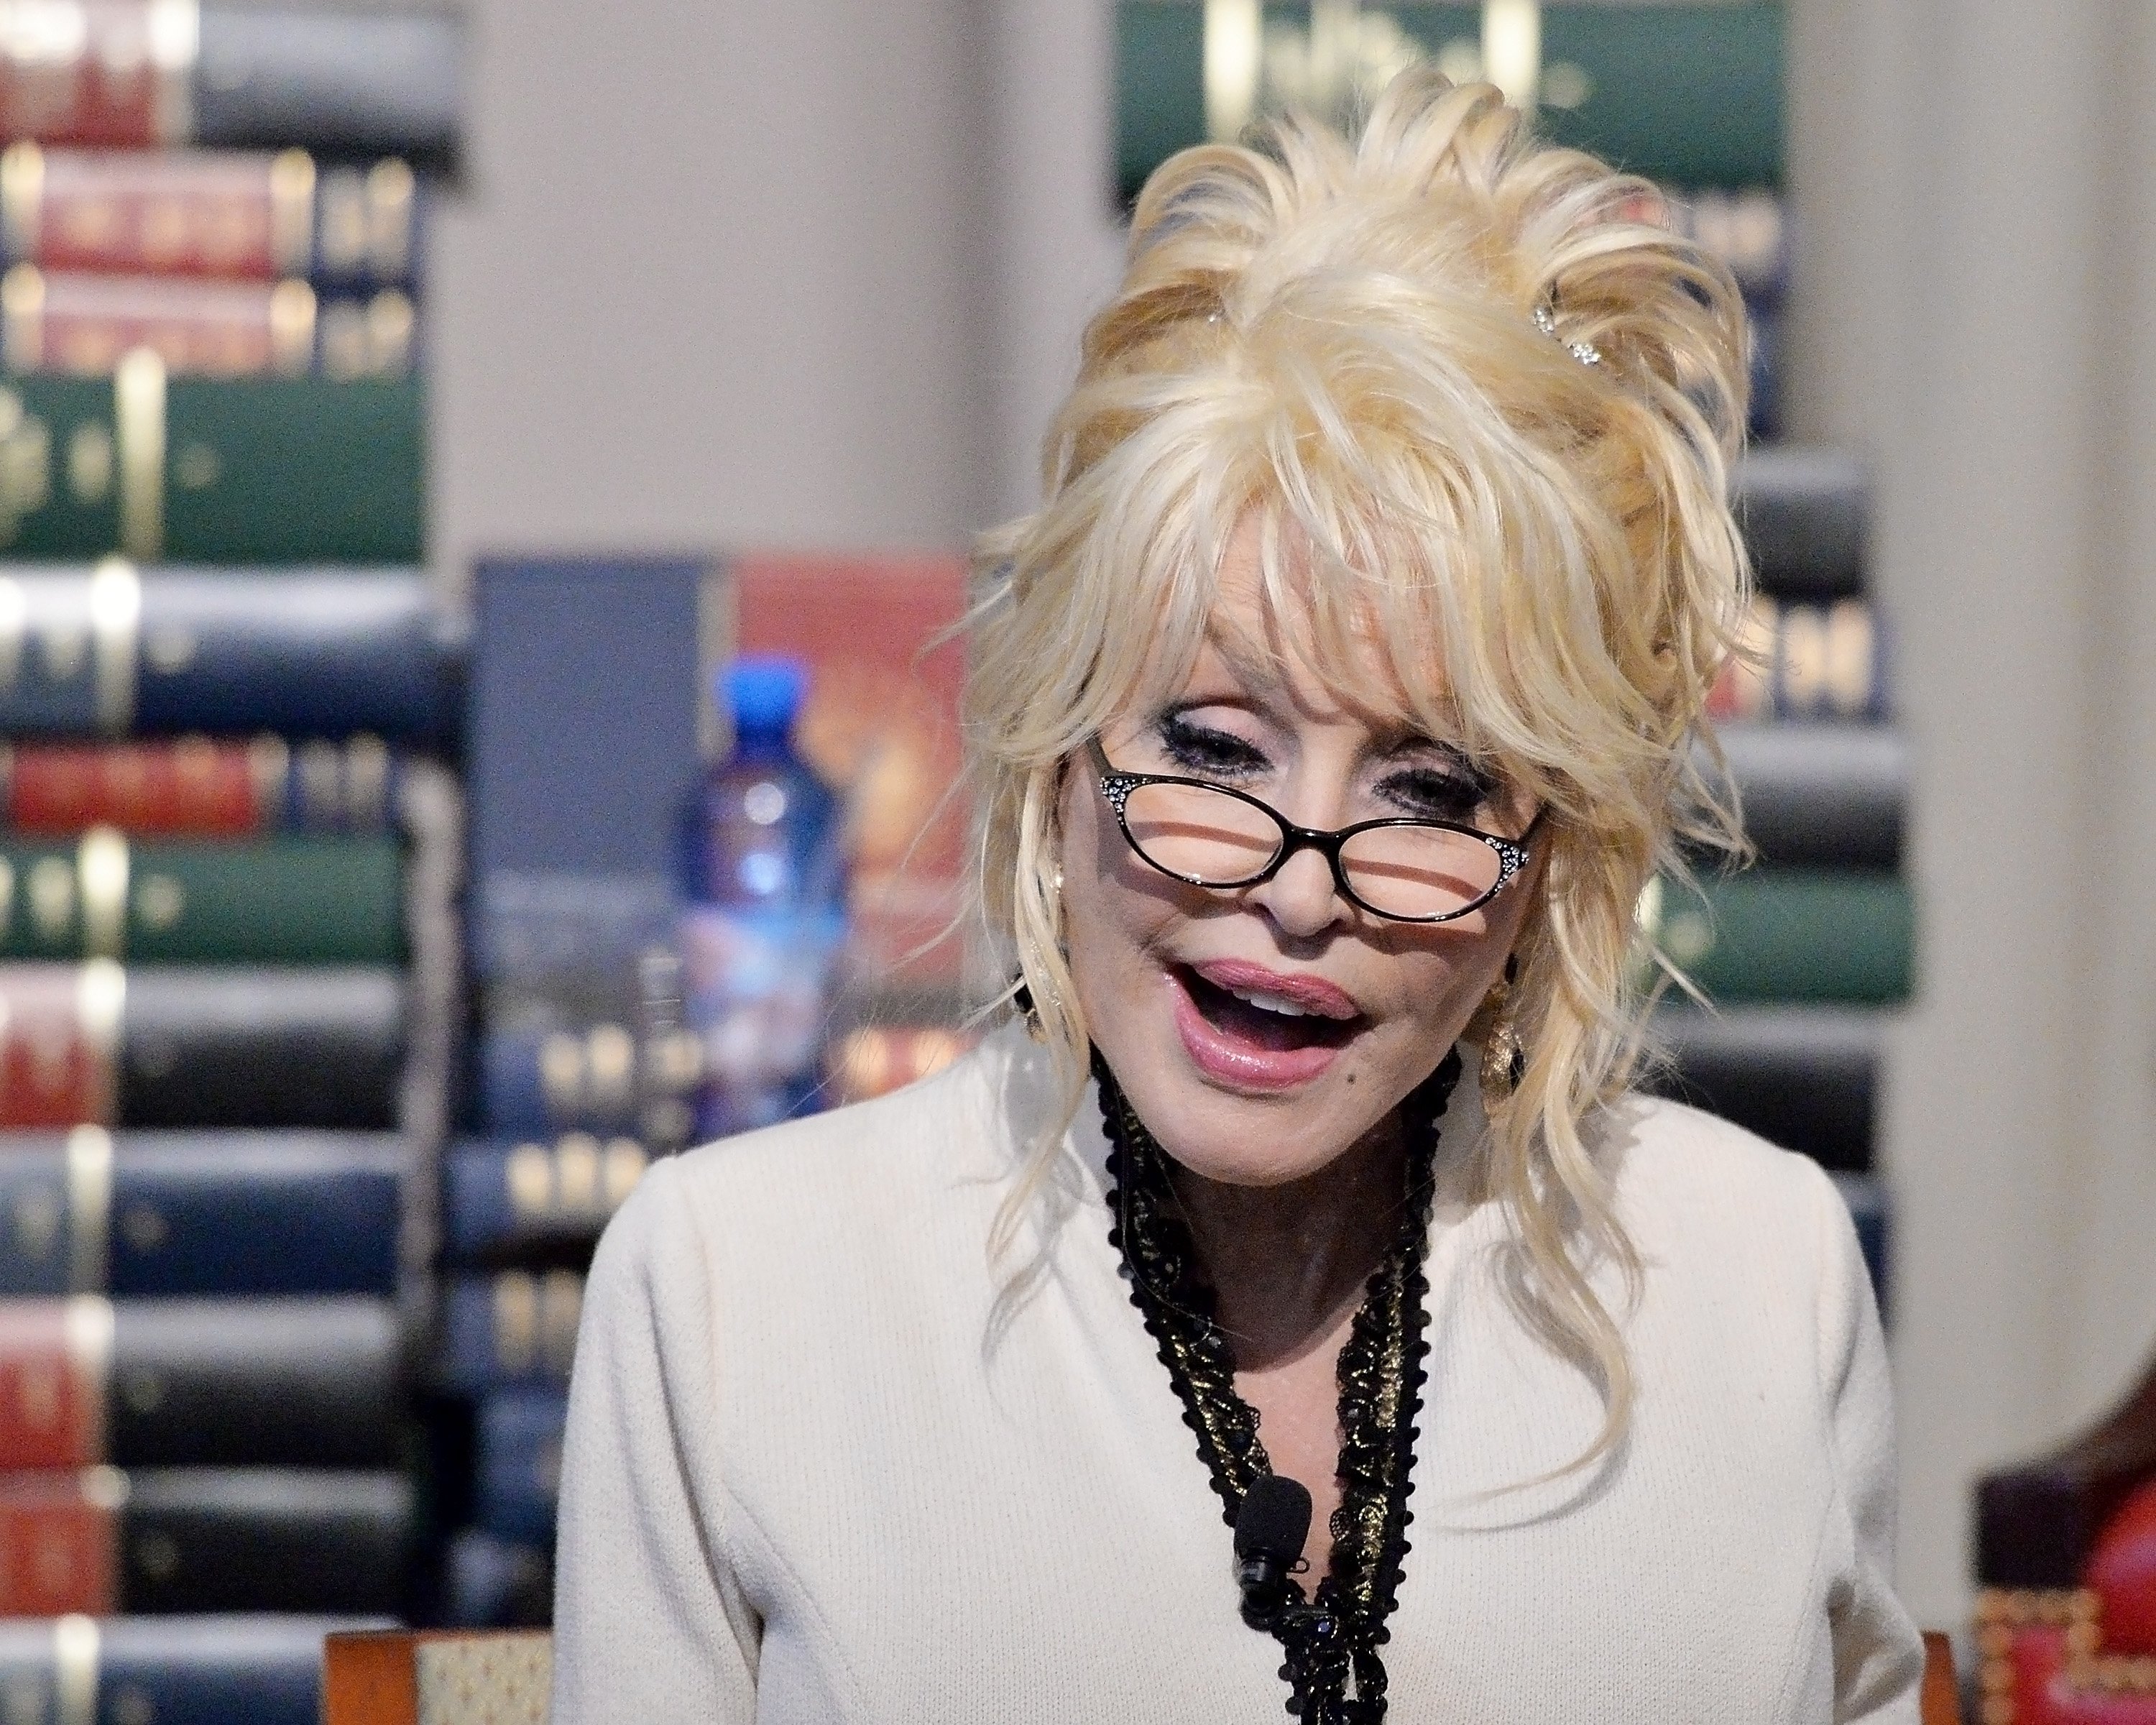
[1056,770,1186,1039]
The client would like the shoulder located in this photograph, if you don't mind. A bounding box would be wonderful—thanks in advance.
[586,1026,1043,1326]
[1590,1092,1863,1330]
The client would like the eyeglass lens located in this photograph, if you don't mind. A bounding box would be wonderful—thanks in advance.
[1119,780,1505,919]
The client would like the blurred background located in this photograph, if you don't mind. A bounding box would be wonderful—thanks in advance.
[2,0,2154,1716]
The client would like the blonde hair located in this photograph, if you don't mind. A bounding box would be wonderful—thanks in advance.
[963,69,1750,1468]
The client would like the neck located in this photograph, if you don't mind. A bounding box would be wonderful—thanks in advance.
[1166,1110,1409,1373]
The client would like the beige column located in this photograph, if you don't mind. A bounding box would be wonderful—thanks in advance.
[1787,0,2156,1628]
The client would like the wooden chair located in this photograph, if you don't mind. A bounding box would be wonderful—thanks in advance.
[323,1627,1963,1724]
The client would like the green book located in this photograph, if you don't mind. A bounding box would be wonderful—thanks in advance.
[0,365,422,565]
[1644,870,1912,1006]
[0,832,404,963]
[1116,2,1784,203]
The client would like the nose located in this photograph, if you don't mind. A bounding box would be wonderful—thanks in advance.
[1245,840,1349,939]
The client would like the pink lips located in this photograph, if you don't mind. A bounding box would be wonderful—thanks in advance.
[1169,960,1365,1092]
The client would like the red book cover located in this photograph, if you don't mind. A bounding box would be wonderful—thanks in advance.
[0,267,415,379]
[731,553,969,990]
[0,1301,102,1470]
[0,965,120,1128]
[0,2,190,150]
[5,738,264,836]
[0,1470,119,1614]
[3,144,302,280]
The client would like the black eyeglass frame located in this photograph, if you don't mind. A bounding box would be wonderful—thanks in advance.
[1086,736,1545,925]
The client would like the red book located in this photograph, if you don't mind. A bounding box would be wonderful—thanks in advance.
[730,553,968,990]
[1,735,395,837]
[0,1470,121,1615]
[0,267,414,378]
[0,1300,103,1470]
[0,144,418,283]
[0,965,118,1127]
[0,2,189,150]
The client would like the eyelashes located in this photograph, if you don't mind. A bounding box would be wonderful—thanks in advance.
[1153,709,1494,820]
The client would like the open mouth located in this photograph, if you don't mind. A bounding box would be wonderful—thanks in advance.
[1178,967,1365,1052]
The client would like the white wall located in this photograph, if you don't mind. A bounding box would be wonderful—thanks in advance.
[429,0,1015,582]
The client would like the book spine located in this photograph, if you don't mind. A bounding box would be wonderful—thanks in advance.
[1649,1004,1880,1173]
[0,833,405,965]
[1832,1172,1890,1320]
[0,1294,402,1467]
[1695,724,1907,871]
[1706,597,1888,724]
[0,6,461,164]
[1115,3,1782,201]
[0,374,423,566]
[0,1468,122,1614]
[0,962,404,1130]
[120,965,404,1129]
[0,1467,413,1614]
[1,269,418,382]
[443,1136,648,1266]
[0,1614,373,1725]
[0,144,421,289]
[0,565,456,742]
[192,8,462,165]
[0,1299,104,1471]
[1643,871,1915,1006]
[474,1386,566,1545]
[479,1021,696,1143]
[1729,448,1869,602]
[1,737,397,837]
[0,1131,405,1298]
[439,1526,553,1629]
[437,1271,582,1393]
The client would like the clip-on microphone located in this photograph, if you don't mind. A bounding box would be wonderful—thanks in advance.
[1233,1474,1313,1629]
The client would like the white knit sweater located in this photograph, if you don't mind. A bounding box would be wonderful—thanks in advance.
[550,1022,1922,1723]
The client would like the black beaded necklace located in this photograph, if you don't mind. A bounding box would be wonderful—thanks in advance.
[1097,1050,1461,1724]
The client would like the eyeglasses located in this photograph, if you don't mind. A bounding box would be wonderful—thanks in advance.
[1087,737,1543,924]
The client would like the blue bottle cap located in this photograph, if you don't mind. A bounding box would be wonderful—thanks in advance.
[722,656,808,737]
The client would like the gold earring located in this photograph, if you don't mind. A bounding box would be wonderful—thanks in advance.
[1476,960,1525,1099]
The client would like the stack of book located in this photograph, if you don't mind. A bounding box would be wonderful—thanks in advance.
[0,5,463,1717]
[437,551,973,1624]
[1647,446,1907,1305]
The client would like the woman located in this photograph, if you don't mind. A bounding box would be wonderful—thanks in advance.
[551,70,1922,1722]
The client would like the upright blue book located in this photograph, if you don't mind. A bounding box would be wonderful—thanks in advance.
[442,1134,647,1266]
[475,1386,568,1544]
[438,1269,583,1392]
[0,1131,406,1297]
[468,557,709,1139]
[0,566,464,740]
[0,1615,387,1725]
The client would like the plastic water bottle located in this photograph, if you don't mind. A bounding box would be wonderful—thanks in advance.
[677,657,848,1138]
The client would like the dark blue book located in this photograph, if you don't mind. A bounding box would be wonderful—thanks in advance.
[443,1135,648,1267]
[0,1132,405,1297]
[0,566,463,741]
[0,1614,387,1725]
[438,1269,582,1393]
[468,558,708,1140]
[439,1526,553,1629]
[1833,1172,1891,1323]
[474,1386,567,1544]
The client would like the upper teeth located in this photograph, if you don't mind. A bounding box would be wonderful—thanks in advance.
[1231,987,1307,1018]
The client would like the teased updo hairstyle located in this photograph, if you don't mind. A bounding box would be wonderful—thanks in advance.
[964,68,1749,1463]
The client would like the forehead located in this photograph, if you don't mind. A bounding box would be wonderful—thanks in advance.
[1167,510,1439,732]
